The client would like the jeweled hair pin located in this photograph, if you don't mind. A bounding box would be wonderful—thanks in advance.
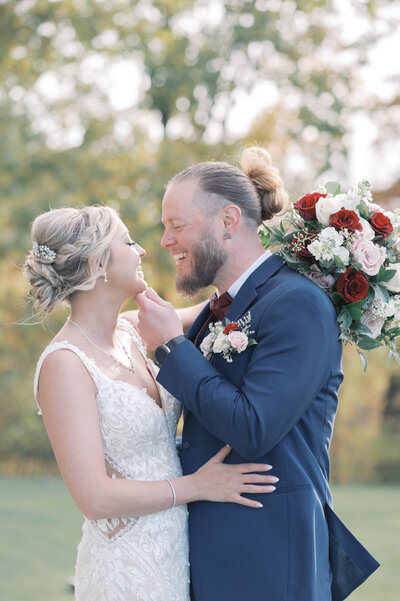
[32,241,57,262]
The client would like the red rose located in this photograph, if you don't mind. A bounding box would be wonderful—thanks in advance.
[329,209,362,232]
[292,231,317,259]
[368,212,394,238]
[336,268,369,303]
[223,323,239,335]
[294,192,327,221]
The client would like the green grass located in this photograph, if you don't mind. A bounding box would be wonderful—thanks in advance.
[0,478,398,601]
[0,477,81,601]
[332,484,400,601]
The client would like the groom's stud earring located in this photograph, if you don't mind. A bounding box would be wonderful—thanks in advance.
[224,232,231,239]
[103,271,108,283]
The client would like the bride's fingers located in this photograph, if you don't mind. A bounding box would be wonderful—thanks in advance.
[211,445,232,463]
[241,484,277,494]
[236,463,273,473]
[243,474,279,484]
[232,495,264,509]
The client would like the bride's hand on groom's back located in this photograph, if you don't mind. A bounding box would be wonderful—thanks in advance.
[193,445,278,508]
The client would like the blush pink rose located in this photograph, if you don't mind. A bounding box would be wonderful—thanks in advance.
[305,265,335,291]
[228,331,248,353]
[352,237,385,276]
[360,314,385,339]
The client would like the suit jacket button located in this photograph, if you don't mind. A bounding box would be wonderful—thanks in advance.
[183,441,191,450]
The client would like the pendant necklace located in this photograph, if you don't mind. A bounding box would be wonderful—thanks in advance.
[67,317,135,373]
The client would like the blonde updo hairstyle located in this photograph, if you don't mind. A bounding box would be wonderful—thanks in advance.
[24,206,120,314]
[169,146,288,226]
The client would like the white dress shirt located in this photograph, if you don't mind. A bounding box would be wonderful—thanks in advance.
[216,250,272,299]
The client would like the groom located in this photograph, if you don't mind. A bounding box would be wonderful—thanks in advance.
[136,158,379,601]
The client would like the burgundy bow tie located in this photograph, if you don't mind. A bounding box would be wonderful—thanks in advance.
[209,292,233,321]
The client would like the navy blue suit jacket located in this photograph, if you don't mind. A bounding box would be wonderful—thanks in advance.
[157,254,379,601]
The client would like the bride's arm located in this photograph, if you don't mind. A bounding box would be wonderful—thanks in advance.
[122,299,207,333]
[38,350,276,521]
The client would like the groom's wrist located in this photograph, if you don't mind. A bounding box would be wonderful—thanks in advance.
[154,335,187,367]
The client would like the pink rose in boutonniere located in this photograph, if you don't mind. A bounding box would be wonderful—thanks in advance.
[228,330,249,352]
[200,312,257,363]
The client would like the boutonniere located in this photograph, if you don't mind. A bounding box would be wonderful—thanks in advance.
[200,311,258,363]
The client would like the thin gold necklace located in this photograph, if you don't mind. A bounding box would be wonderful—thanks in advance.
[67,317,135,373]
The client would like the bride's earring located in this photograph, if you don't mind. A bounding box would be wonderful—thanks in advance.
[103,271,108,283]
[224,232,231,239]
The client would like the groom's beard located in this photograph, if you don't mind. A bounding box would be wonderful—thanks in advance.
[176,231,227,297]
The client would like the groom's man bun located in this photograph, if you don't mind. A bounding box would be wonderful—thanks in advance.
[169,146,288,227]
[241,146,288,222]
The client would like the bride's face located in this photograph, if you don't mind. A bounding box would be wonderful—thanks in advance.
[106,221,148,296]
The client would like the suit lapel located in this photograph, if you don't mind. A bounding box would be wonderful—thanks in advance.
[226,253,284,322]
[182,254,284,423]
[187,303,212,342]
[184,303,211,422]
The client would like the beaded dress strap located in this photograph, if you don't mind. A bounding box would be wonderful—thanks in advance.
[33,341,101,415]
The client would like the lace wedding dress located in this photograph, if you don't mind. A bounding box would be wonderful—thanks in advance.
[34,318,190,601]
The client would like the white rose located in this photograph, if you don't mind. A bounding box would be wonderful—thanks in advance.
[341,192,360,212]
[392,237,400,253]
[333,246,350,265]
[319,226,344,246]
[316,196,343,225]
[358,218,375,241]
[393,294,400,313]
[200,332,215,356]
[385,298,396,318]
[212,332,230,354]
[387,208,400,231]
[308,240,323,261]
[228,331,248,353]
[384,263,400,293]
[368,202,382,214]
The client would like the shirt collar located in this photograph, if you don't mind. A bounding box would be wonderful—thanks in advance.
[216,250,272,299]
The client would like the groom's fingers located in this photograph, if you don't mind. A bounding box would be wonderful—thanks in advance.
[134,291,151,309]
[145,287,170,306]
[135,289,168,311]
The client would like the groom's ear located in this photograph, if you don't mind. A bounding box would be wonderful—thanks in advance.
[220,204,241,237]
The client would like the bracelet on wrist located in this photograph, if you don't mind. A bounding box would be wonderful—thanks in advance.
[166,478,176,508]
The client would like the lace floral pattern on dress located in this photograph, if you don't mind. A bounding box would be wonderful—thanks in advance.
[34,318,189,601]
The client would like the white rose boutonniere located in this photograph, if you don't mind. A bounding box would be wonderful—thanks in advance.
[200,312,257,363]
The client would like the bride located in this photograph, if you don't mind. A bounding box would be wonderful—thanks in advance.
[23,205,277,601]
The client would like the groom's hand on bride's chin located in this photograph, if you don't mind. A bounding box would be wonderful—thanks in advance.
[135,288,184,350]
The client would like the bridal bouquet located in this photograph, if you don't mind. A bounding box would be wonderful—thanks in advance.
[260,180,400,368]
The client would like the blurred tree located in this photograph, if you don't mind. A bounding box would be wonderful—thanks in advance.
[0,0,398,474]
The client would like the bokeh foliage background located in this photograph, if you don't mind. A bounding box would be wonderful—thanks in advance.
[0,0,399,481]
